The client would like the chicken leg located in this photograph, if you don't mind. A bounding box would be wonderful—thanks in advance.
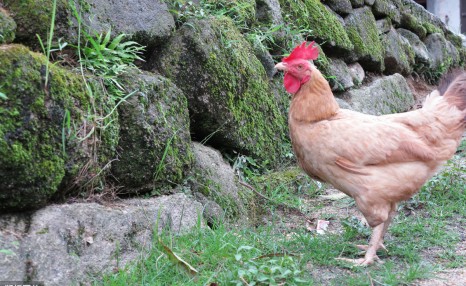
[338,203,398,266]
[356,204,397,253]
[338,223,385,266]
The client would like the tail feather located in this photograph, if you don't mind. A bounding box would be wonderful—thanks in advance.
[439,70,466,112]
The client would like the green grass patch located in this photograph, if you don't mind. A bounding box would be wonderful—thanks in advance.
[99,152,465,285]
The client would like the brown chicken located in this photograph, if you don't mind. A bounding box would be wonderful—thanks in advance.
[274,42,466,266]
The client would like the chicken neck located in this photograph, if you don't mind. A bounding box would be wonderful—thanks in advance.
[289,68,339,124]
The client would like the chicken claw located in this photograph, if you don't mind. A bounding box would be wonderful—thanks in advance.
[336,255,384,267]
[355,243,388,252]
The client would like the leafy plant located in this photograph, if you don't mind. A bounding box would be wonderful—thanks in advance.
[78,29,144,98]
[230,246,309,285]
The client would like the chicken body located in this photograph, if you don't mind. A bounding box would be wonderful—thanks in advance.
[276,56,466,265]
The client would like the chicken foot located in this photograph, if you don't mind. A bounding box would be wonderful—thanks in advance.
[339,205,398,266]
[337,223,385,266]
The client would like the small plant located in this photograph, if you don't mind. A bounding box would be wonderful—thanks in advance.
[78,29,145,98]
[230,246,310,285]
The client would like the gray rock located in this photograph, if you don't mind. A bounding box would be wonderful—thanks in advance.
[365,0,376,5]
[4,0,174,49]
[328,58,354,91]
[348,62,365,85]
[345,74,415,115]
[372,0,401,25]
[322,0,352,15]
[111,70,193,195]
[398,28,430,65]
[446,41,460,66]
[149,16,288,164]
[424,33,451,70]
[350,0,365,8]
[80,0,175,49]
[253,45,277,79]
[0,214,28,280]
[382,28,415,75]
[192,142,245,220]
[0,194,203,285]
[376,18,392,34]
[0,8,16,44]
[345,7,385,72]
[256,0,283,26]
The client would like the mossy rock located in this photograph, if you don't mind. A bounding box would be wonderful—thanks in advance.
[345,74,415,115]
[190,142,250,221]
[400,12,427,39]
[111,70,193,194]
[397,28,430,71]
[150,16,288,165]
[204,0,256,28]
[345,7,385,72]
[381,28,415,75]
[400,0,446,35]
[0,8,16,44]
[3,0,70,49]
[3,0,174,51]
[372,0,401,24]
[0,44,118,211]
[278,0,353,53]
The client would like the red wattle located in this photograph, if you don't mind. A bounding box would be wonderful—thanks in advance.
[284,73,301,94]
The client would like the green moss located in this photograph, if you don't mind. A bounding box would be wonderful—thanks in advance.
[278,0,353,51]
[3,0,69,48]
[400,13,427,39]
[203,0,255,28]
[111,71,193,194]
[157,16,289,165]
[345,7,384,72]
[0,10,16,44]
[0,44,118,210]
[423,22,443,35]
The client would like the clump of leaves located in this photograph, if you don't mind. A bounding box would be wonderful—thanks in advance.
[229,246,310,285]
[78,29,145,98]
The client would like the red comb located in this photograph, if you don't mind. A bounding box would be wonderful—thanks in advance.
[283,42,319,63]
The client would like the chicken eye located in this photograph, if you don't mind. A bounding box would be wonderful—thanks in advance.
[297,64,303,70]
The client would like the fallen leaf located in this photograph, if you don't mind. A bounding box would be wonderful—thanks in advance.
[159,237,198,276]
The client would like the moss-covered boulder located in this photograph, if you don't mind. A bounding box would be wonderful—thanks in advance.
[278,0,353,53]
[345,7,385,72]
[190,142,250,222]
[376,18,392,34]
[400,12,427,39]
[111,70,193,194]
[344,74,415,115]
[381,28,415,75]
[0,45,118,211]
[399,0,445,35]
[3,0,174,50]
[149,16,288,164]
[397,28,430,67]
[372,0,401,24]
[0,8,16,44]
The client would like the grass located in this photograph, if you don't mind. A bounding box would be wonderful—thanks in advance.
[98,144,466,285]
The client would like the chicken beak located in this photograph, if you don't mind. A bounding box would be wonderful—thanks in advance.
[275,62,287,71]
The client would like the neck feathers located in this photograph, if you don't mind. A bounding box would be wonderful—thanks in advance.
[289,67,339,123]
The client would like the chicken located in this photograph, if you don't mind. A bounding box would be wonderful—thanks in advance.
[274,42,466,266]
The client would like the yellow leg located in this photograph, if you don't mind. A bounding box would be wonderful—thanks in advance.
[337,223,385,266]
